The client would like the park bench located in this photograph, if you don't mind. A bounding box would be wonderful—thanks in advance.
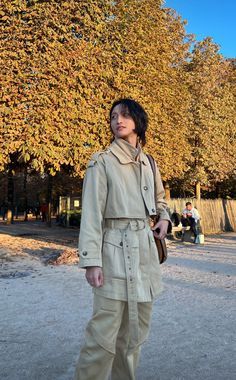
[169,225,191,240]
[168,220,202,243]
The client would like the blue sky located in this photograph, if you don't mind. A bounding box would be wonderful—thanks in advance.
[163,0,236,58]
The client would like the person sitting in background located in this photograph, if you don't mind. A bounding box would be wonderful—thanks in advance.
[181,202,200,242]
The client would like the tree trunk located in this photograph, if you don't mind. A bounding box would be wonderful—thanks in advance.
[164,182,171,201]
[6,169,14,224]
[47,174,53,227]
[23,167,28,221]
[195,181,201,200]
[66,196,71,227]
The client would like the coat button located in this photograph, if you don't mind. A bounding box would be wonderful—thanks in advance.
[143,186,148,190]
[119,242,123,247]
[152,208,155,213]
[82,251,88,256]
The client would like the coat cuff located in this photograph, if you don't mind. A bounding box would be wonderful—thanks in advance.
[158,211,172,233]
[79,259,102,268]
[79,249,102,268]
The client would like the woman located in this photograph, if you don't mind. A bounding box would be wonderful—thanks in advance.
[74,98,171,380]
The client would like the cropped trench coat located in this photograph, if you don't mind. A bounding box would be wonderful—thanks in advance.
[79,137,170,302]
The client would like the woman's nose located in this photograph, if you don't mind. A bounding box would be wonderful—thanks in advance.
[117,114,123,123]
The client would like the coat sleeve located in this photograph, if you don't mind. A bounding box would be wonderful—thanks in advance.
[193,208,200,221]
[154,161,172,230]
[78,153,107,268]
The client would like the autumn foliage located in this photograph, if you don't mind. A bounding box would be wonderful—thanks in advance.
[0,0,235,199]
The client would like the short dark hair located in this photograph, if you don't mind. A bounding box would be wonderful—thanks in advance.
[186,202,192,206]
[109,98,148,146]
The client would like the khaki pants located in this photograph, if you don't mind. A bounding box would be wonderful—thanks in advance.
[74,294,153,380]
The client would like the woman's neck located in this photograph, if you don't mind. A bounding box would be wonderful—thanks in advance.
[122,135,138,148]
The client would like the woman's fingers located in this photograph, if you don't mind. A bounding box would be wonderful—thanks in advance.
[152,220,169,239]
[86,267,104,288]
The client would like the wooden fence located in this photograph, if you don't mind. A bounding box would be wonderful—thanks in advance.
[168,199,236,234]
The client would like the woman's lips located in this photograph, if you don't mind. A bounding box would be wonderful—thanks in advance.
[117,126,125,131]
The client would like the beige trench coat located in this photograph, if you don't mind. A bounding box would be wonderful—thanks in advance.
[79,137,170,302]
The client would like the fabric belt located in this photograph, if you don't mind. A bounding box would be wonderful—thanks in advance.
[104,218,149,231]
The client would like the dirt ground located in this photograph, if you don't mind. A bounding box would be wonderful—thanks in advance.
[0,220,235,380]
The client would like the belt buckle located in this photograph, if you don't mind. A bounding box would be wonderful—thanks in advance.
[139,220,145,230]
[129,220,138,230]
[134,220,143,230]
[129,220,145,230]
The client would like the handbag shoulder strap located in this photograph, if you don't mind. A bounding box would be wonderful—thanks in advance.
[147,154,172,234]
[146,154,157,202]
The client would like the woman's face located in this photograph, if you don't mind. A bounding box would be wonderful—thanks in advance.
[110,104,137,143]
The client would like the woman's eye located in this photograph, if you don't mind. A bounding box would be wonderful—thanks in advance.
[123,112,130,118]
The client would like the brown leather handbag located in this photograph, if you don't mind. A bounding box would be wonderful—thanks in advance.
[153,233,168,264]
[147,154,168,264]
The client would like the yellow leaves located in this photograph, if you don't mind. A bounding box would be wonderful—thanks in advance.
[186,38,236,184]
[62,2,70,8]
[0,0,235,184]
[23,153,31,162]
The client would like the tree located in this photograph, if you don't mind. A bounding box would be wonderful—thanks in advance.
[185,38,236,198]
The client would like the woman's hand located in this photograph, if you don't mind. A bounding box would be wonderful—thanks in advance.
[152,219,169,240]
[85,266,104,288]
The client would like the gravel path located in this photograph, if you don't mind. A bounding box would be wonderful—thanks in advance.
[0,223,235,380]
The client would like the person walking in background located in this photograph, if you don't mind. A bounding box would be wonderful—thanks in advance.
[1,202,7,221]
[74,98,171,380]
[40,203,48,222]
[181,201,200,242]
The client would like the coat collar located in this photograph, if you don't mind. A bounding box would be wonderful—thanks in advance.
[109,138,148,165]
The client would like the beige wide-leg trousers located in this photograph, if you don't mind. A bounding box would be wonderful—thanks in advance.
[74,294,153,380]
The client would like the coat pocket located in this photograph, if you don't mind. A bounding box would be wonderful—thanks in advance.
[102,231,125,279]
